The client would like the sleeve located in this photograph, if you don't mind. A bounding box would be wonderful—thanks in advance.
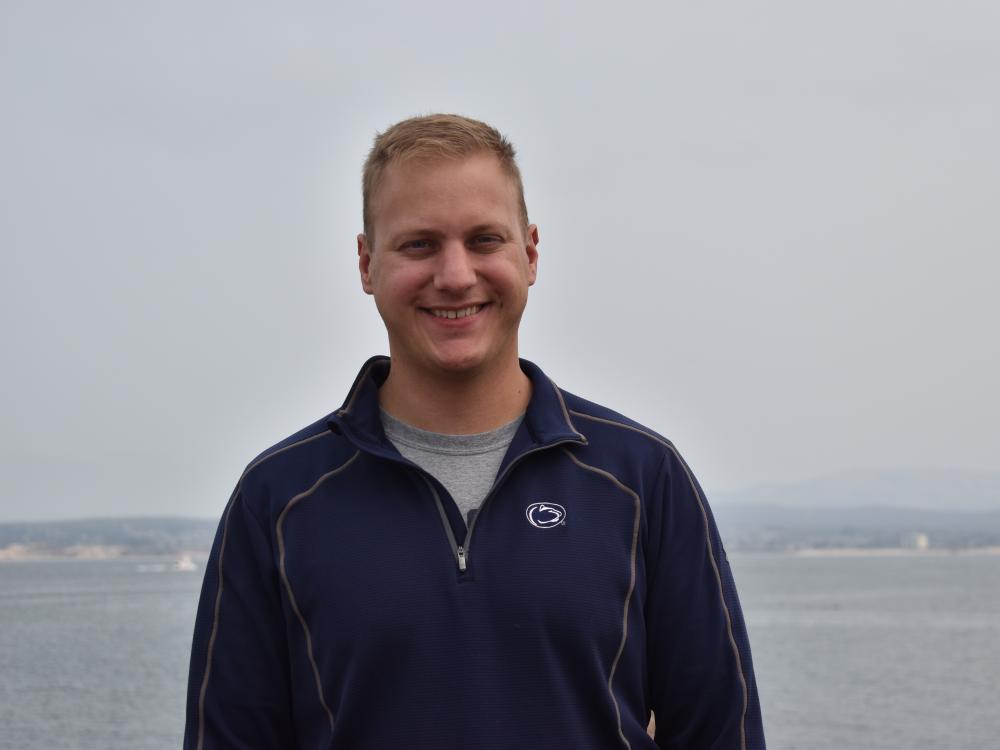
[644,449,766,750]
[184,484,296,749]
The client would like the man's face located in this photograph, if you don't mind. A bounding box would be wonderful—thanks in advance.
[358,153,538,379]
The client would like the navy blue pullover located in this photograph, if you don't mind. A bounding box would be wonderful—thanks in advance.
[185,357,765,749]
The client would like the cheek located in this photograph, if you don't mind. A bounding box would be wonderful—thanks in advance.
[372,264,425,299]
[373,277,434,323]
[505,264,534,296]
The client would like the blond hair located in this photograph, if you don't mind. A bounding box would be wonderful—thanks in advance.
[362,113,529,241]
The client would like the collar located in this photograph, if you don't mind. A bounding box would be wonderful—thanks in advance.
[327,356,587,459]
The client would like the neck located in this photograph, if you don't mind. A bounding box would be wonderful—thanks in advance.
[378,358,531,434]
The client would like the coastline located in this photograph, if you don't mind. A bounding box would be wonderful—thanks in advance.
[789,545,1000,558]
[0,544,208,563]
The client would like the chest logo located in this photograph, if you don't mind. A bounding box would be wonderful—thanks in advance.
[526,502,566,529]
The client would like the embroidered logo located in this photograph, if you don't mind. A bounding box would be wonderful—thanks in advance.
[526,502,566,529]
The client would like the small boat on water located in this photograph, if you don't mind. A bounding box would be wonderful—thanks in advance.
[173,554,197,572]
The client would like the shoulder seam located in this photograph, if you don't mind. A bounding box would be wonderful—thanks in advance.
[569,409,676,451]
[242,430,336,485]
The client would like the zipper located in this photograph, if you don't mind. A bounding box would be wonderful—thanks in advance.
[420,438,583,574]
[419,473,461,569]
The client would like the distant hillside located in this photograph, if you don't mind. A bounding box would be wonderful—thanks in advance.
[712,504,1000,551]
[0,517,216,559]
[712,467,1000,512]
[708,467,1000,550]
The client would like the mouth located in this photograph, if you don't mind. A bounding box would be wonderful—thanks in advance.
[422,303,489,320]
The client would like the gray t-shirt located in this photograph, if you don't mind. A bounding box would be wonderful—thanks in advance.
[380,409,524,527]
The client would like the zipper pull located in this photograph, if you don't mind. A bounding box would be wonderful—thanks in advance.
[457,545,467,573]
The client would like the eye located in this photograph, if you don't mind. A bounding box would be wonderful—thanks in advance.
[401,238,433,252]
[471,234,502,248]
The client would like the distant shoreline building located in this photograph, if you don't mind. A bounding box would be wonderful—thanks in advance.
[901,531,930,550]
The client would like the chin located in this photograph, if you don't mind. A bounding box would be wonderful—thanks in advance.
[424,346,495,376]
[429,355,487,375]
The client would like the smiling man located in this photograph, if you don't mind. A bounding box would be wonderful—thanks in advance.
[358,148,538,435]
[185,114,765,749]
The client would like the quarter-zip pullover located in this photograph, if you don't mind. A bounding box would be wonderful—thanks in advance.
[185,356,765,749]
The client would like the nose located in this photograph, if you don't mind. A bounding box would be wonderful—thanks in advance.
[433,241,477,292]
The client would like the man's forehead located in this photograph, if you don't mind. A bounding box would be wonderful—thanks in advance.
[372,154,520,226]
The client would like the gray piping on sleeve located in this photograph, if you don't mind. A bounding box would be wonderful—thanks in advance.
[569,409,749,750]
[276,450,362,738]
[562,447,640,750]
[195,429,335,750]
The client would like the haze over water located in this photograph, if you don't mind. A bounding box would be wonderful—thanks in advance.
[2,553,997,749]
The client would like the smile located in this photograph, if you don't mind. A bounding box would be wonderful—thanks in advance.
[427,304,485,319]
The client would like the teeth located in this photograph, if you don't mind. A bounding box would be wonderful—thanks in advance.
[431,305,481,319]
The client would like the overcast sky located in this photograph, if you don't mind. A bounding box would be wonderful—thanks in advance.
[1,1,997,522]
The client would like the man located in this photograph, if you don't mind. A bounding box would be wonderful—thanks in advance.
[185,114,765,749]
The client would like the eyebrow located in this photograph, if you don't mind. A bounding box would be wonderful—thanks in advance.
[392,227,443,239]
[465,223,510,236]
[389,223,511,243]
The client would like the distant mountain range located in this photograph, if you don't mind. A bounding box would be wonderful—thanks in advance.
[711,504,1000,551]
[710,466,1000,512]
[709,467,1000,550]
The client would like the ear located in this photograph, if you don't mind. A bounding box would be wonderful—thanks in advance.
[358,233,375,295]
[525,224,539,286]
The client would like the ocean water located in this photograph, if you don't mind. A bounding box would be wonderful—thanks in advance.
[737,553,1000,750]
[0,559,199,750]
[1,554,998,749]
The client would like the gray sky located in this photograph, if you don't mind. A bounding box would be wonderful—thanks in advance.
[2,1,997,522]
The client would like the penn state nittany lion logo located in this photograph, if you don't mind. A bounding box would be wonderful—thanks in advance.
[525,502,566,529]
